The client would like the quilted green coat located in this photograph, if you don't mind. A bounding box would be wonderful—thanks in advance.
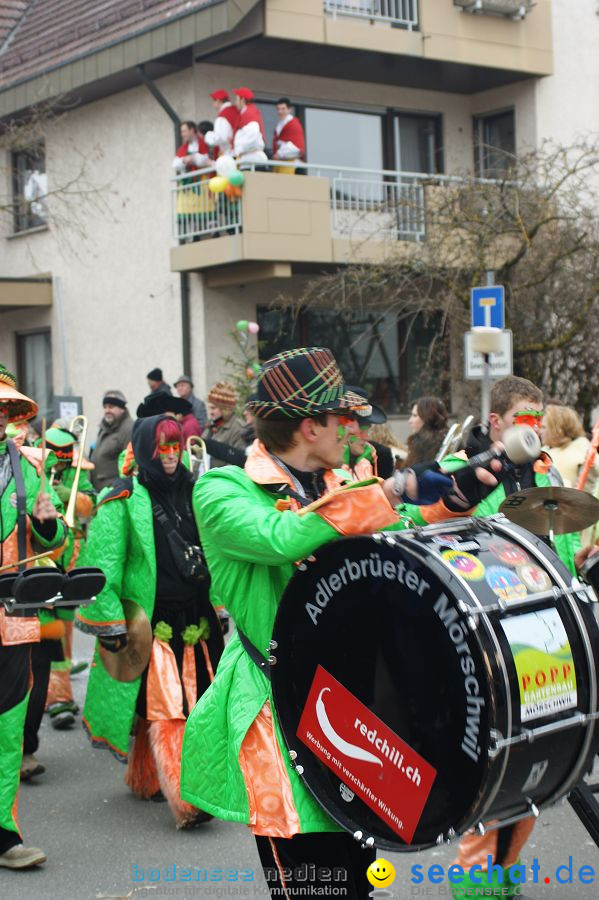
[76,478,155,758]
[180,465,346,832]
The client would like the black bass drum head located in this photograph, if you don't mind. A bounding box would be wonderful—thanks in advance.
[271,534,496,851]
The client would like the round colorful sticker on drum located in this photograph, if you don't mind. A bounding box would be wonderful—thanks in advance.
[441,550,485,580]
[487,538,530,567]
[517,563,552,593]
[485,565,528,601]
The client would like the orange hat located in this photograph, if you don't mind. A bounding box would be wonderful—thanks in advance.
[210,89,229,101]
[234,87,254,101]
[0,365,39,422]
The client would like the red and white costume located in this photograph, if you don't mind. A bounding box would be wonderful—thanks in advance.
[172,137,211,174]
[272,115,305,162]
[204,103,239,157]
[234,104,267,164]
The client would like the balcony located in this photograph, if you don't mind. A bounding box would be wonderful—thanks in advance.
[454,0,535,19]
[170,162,496,283]
[324,0,419,29]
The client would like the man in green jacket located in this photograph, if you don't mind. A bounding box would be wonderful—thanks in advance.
[430,375,579,898]
[181,348,501,897]
[0,365,67,870]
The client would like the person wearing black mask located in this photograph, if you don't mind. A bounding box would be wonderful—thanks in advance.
[77,415,223,829]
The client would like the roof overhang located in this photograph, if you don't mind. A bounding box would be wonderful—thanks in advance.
[0,276,53,310]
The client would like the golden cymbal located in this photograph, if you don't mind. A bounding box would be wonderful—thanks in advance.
[500,486,599,536]
[97,598,152,683]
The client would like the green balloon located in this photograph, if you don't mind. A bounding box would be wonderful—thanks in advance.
[228,170,245,187]
[236,320,249,331]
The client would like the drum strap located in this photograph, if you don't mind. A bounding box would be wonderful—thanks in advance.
[237,627,271,681]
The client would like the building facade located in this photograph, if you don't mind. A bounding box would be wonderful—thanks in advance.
[1,0,597,429]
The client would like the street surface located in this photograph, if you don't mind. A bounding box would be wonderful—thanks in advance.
[1,630,597,900]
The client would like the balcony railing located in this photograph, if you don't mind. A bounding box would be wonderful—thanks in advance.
[172,161,498,246]
[324,0,419,28]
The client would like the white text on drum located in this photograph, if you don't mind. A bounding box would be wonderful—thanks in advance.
[305,555,430,626]
[434,593,485,763]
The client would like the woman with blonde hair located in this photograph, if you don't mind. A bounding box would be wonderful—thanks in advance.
[544,404,599,493]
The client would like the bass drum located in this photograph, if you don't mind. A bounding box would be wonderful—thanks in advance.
[271,515,599,851]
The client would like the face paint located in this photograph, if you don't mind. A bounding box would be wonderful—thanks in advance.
[513,410,544,430]
[157,442,181,457]
[337,425,349,440]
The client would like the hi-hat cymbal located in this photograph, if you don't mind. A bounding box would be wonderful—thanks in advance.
[500,486,599,536]
[97,598,152,682]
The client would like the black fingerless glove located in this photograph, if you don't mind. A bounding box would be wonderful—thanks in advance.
[443,464,499,513]
[98,633,128,654]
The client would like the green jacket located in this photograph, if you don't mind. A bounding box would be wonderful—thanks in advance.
[76,477,156,758]
[180,465,344,831]
[0,446,67,551]
[402,454,580,573]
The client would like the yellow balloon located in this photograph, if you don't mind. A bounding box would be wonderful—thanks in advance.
[208,176,228,194]
[366,858,396,889]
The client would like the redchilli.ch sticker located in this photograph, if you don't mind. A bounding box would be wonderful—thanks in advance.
[441,550,485,581]
[485,565,528,602]
[517,563,552,593]
[487,538,530,567]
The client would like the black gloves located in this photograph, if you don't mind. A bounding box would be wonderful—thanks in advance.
[98,633,128,653]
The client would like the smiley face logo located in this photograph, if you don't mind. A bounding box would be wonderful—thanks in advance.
[366,858,396,888]
[442,549,485,581]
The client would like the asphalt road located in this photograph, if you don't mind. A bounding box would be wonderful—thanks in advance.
[1,630,598,900]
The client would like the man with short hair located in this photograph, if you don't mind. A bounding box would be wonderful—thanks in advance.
[272,97,305,174]
[204,90,238,157]
[91,391,133,491]
[146,368,171,398]
[172,121,211,173]
[436,374,578,898]
[174,375,207,428]
[181,348,501,896]
[232,87,267,165]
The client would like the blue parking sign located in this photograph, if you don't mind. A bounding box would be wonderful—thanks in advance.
[471,285,505,329]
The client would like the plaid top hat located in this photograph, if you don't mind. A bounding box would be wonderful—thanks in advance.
[246,348,366,420]
[0,364,39,423]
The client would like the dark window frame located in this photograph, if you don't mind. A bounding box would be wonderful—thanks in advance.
[473,107,516,178]
[11,143,47,234]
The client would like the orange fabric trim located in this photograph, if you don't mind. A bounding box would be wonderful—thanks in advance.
[120,443,136,476]
[534,452,553,475]
[182,645,198,710]
[75,493,94,517]
[82,715,128,759]
[98,489,130,508]
[40,619,65,641]
[146,639,185,721]
[239,701,300,838]
[46,667,74,706]
[311,482,399,535]
[76,614,126,627]
[420,499,475,524]
[453,818,535,870]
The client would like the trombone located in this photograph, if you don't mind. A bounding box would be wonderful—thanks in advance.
[435,415,475,463]
[186,435,208,479]
[64,414,88,529]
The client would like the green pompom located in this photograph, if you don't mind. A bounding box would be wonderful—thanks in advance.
[153,621,173,642]
[198,617,211,640]
[182,624,202,646]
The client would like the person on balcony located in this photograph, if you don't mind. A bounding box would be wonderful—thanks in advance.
[272,98,305,174]
[232,87,268,166]
[205,90,238,158]
[172,121,211,174]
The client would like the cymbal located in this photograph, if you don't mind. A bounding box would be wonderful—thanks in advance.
[500,486,599,536]
[97,598,152,683]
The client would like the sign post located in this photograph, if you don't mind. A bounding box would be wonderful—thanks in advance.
[469,276,507,421]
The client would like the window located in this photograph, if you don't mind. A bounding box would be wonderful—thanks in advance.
[304,107,384,172]
[256,101,280,158]
[395,113,442,174]
[257,306,449,414]
[17,330,53,421]
[12,144,47,233]
[474,109,515,178]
